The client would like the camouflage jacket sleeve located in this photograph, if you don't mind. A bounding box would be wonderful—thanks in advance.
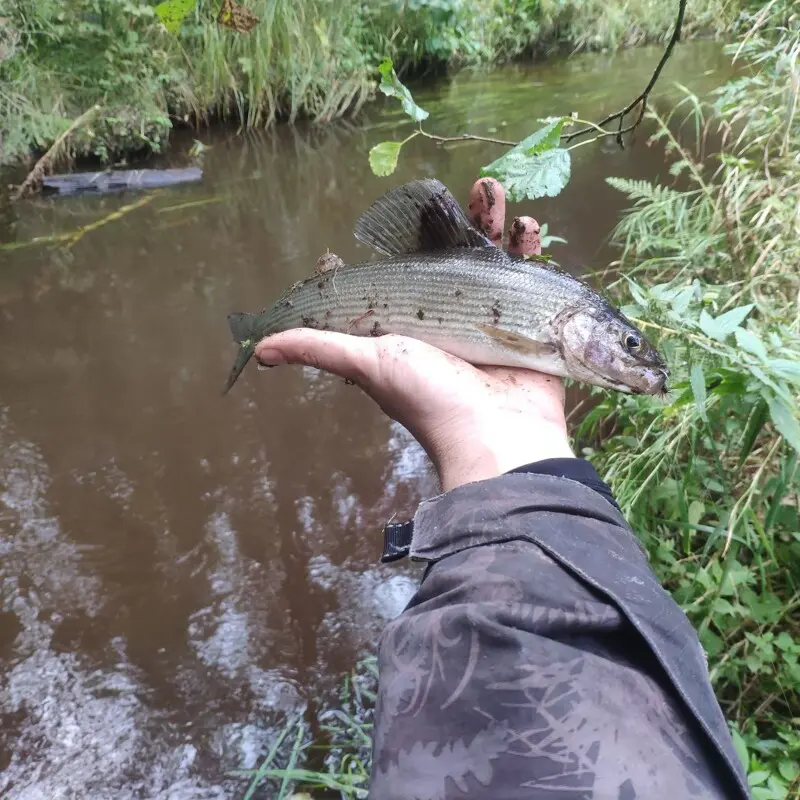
[370,472,750,800]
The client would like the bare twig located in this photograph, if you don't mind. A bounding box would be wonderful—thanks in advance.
[12,105,100,201]
[0,191,158,250]
[419,130,517,147]
[562,0,687,145]
[566,111,648,151]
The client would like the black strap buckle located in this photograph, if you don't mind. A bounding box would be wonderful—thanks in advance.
[381,520,414,563]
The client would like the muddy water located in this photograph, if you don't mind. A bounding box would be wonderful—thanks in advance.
[0,42,730,798]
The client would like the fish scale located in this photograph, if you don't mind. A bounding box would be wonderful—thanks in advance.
[223,178,667,395]
[263,249,592,370]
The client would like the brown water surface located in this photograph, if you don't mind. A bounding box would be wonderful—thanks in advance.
[0,42,731,798]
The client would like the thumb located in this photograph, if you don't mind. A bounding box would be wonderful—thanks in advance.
[254,328,379,387]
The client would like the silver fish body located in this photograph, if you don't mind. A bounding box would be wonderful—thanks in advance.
[260,248,592,376]
[224,179,668,395]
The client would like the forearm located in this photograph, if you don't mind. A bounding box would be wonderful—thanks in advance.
[371,472,749,800]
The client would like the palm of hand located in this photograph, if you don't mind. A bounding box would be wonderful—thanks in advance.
[254,179,572,490]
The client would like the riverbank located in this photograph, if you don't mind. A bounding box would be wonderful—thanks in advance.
[1,0,742,169]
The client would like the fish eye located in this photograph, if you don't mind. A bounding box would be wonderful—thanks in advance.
[624,333,641,353]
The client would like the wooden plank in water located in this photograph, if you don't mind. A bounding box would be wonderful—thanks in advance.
[42,168,203,196]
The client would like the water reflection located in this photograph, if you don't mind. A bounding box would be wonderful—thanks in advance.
[0,41,730,797]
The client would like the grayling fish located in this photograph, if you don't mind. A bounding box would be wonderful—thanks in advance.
[224,179,668,395]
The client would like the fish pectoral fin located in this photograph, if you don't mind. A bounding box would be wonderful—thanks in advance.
[353,179,492,256]
[477,324,557,356]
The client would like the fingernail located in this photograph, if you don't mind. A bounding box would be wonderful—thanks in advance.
[255,346,285,366]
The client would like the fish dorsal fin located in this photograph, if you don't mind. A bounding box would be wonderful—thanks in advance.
[353,178,492,256]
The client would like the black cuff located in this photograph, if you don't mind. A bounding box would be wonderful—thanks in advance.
[381,459,619,563]
[508,457,620,512]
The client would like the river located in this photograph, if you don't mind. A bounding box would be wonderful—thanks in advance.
[0,41,731,799]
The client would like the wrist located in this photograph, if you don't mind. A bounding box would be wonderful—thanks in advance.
[431,418,574,491]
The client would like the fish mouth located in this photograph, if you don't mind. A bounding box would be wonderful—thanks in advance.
[630,367,670,396]
[568,345,669,396]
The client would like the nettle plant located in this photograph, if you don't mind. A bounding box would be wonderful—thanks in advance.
[574,13,800,797]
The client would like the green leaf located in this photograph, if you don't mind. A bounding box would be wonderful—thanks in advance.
[154,0,197,34]
[650,283,681,303]
[482,149,571,201]
[748,770,770,787]
[767,358,800,384]
[698,309,716,338]
[690,363,707,420]
[712,597,741,617]
[368,141,402,176]
[751,786,783,800]
[739,398,768,464]
[778,760,798,782]
[700,628,723,657]
[731,729,749,771]
[625,279,649,308]
[742,588,783,624]
[728,559,756,588]
[620,303,642,319]
[735,328,768,360]
[377,59,428,122]
[481,119,571,201]
[746,654,763,673]
[752,365,791,404]
[539,222,566,247]
[671,284,696,315]
[765,392,800,454]
[688,500,705,526]
[518,118,566,154]
[698,303,754,341]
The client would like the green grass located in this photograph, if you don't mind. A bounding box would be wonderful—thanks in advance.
[0,0,745,168]
[0,0,180,164]
[550,0,739,52]
[232,657,376,799]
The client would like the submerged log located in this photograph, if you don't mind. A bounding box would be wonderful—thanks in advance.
[11,105,101,201]
[42,168,203,196]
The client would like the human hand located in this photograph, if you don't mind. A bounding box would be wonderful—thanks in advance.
[255,179,573,491]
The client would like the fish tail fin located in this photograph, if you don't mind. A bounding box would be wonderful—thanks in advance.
[223,312,258,395]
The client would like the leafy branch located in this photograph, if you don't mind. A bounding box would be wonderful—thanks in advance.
[369,0,689,201]
[369,59,574,200]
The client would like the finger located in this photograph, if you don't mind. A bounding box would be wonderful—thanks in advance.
[467,178,505,246]
[508,216,541,256]
[255,328,378,387]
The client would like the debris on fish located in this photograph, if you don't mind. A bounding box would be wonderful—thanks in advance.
[224,179,668,396]
[315,251,345,274]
